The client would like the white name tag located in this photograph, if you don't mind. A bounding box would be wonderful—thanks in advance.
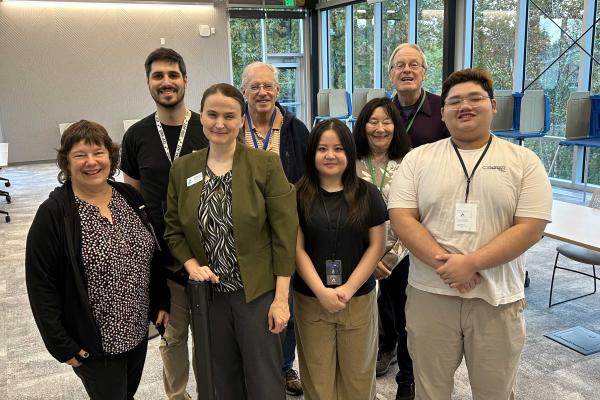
[186,172,203,187]
[454,202,478,232]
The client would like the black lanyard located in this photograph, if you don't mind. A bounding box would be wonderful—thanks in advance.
[450,135,493,203]
[320,194,342,259]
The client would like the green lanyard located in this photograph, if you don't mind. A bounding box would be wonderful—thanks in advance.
[404,91,427,134]
[366,156,389,193]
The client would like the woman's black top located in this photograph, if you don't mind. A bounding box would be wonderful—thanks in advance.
[293,182,388,297]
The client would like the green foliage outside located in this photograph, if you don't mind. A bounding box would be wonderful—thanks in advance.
[382,0,409,91]
[417,0,444,94]
[353,3,374,89]
[473,0,517,90]
[329,8,347,89]
[230,18,262,89]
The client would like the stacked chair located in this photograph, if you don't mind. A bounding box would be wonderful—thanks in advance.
[0,143,10,223]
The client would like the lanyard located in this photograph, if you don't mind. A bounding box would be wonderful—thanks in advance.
[404,90,427,134]
[155,109,191,165]
[450,135,493,203]
[246,108,277,150]
[320,193,342,259]
[366,157,389,193]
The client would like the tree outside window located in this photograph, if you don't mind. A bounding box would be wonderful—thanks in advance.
[417,0,444,94]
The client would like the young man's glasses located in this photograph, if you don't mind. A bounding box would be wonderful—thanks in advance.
[444,95,490,109]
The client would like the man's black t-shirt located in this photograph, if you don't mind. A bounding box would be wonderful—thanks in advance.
[120,111,208,267]
[293,182,388,297]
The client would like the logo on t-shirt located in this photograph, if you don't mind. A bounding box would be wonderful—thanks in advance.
[482,165,506,173]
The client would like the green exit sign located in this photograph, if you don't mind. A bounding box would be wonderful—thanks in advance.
[283,0,295,6]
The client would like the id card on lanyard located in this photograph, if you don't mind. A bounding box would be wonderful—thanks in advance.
[155,109,191,164]
[320,194,343,286]
[451,135,492,232]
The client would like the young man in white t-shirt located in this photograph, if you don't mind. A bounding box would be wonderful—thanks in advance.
[388,68,553,400]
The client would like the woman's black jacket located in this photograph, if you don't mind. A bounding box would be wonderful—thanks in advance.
[25,180,170,363]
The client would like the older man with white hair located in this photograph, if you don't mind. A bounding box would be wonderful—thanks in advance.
[240,61,309,395]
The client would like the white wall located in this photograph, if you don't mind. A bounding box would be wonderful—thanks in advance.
[0,2,232,163]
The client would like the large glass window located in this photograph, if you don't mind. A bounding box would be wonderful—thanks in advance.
[525,0,583,137]
[472,0,517,90]
[524,0,583,180]
[230,18,263,88]
[353,3,374,89]
[382,0,409,90]
[591,2,600,94]
[266,18,302,54]
[328,7,347,89]
[417,0,444,94]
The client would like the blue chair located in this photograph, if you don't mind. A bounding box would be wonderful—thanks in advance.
[494,90,550,146]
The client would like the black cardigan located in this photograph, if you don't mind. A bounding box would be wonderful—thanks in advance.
[25,180,170,362]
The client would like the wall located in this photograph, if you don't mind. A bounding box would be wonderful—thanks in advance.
[0,2,231,163]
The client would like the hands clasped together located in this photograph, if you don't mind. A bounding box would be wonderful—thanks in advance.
[315,285,356,314]
[435,253,482,293]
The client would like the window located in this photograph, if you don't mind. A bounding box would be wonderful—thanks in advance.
[382,0,410,90]
[417,0,444,94]
[591,1,600,93]
[328,7,347,89]
[524,0,583,180]
[353,3,375,89]
[472,0,517,90]
[229,18,263,88]
[589,149,600,186]
[266,18,302,54]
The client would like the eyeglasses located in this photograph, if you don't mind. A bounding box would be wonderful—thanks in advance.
[391,62,423,71]
[247,83,277,93]
[444,95,490,109]
[367,119,394,127]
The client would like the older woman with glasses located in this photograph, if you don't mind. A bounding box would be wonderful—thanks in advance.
[352,97,414,400]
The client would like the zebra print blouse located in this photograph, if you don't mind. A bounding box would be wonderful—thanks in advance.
[197,167,243,292]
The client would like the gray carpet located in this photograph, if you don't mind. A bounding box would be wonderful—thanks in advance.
[1,162,599,399]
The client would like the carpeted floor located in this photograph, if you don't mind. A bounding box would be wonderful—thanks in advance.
[1,162,599,399]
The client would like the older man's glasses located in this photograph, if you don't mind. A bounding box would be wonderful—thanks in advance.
[391,62,423,71]
[444,95,490,109]
[247,83,277,93]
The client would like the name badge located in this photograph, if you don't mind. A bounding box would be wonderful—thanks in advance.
[454,202,478,232]
[186,172,203,187]
[326,259,342,286]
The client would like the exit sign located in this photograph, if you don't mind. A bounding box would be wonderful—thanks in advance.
[283,0,295,6]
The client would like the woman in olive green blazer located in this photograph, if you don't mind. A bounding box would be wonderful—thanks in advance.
[164,83,298,399]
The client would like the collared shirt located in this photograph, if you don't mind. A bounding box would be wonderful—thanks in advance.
[393,90,450,148]
[244,107,284,155]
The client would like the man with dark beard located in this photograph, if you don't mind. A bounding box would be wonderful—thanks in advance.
[120,47,207,400]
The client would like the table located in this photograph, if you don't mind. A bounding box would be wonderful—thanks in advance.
[544,200,600,252]
[543,200,600,353]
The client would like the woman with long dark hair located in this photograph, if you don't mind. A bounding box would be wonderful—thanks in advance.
[293,119,387,400]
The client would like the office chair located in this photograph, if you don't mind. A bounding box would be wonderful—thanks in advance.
[0,143,10,223]
[548,189,600,307]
